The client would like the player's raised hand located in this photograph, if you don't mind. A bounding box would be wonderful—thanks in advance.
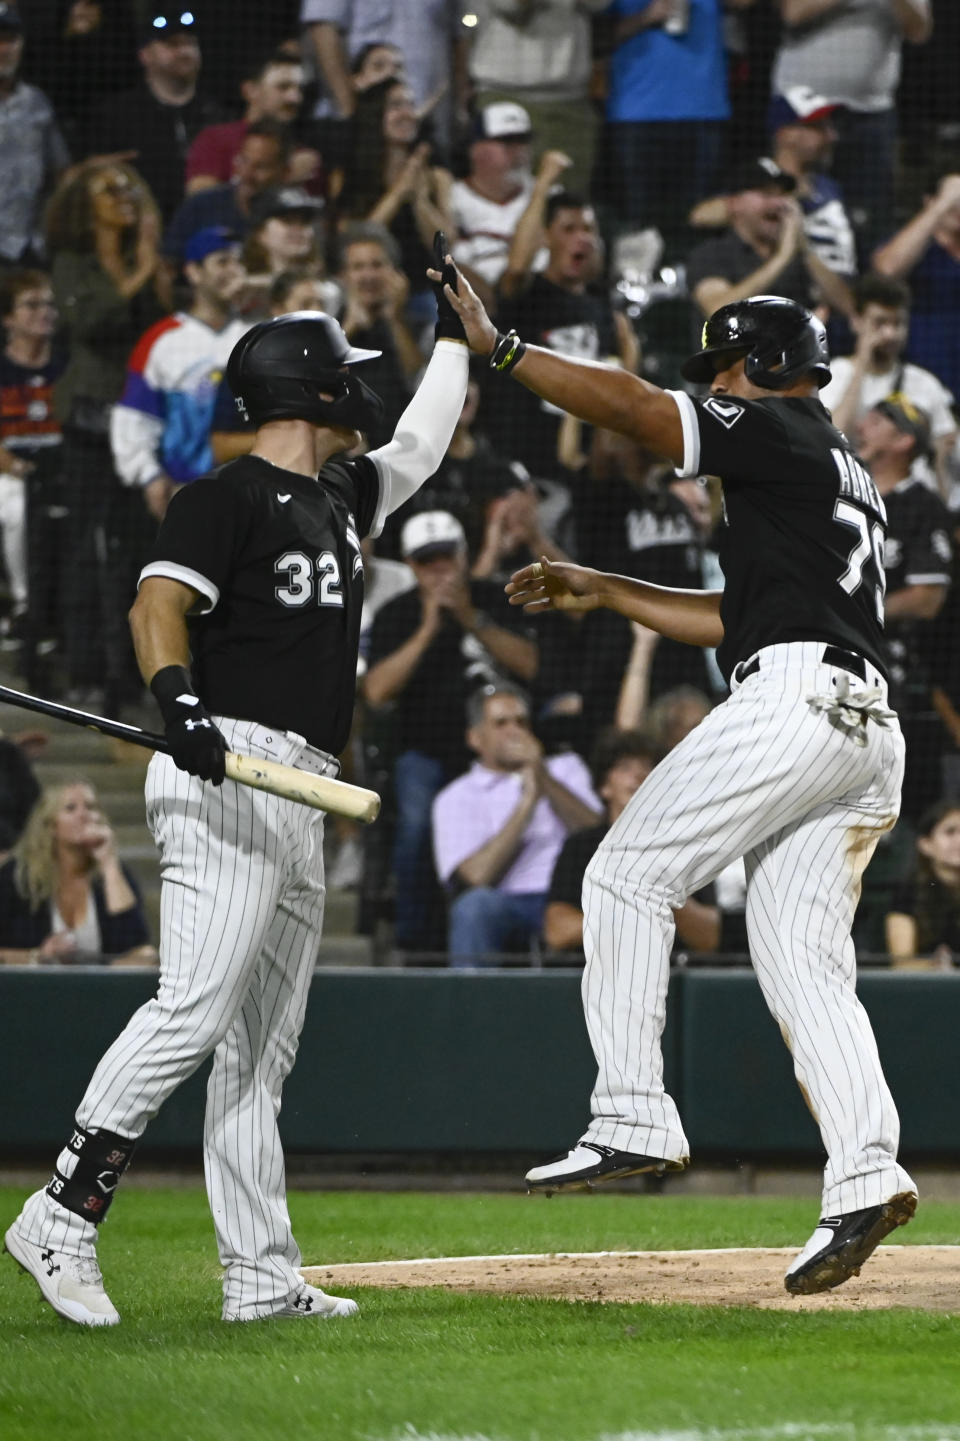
[505,556,605,614]
[426,249,497,357]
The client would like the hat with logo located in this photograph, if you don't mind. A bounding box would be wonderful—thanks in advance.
[873,392,932,457]
[0,2,23,33]
[768,86,842,133]
[248,185,324,227]
[140,8,198,44]
[400,510,466,561]
[724,156,797,196]
[471,101,533,143]
[183,226,238,264]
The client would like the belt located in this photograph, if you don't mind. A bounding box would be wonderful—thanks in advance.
[734,645,867,685]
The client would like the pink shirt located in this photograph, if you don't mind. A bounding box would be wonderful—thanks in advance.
[432,753,600,895]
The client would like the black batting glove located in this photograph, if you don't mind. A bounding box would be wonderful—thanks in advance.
[431,230,466,343]
[150,665,228,785]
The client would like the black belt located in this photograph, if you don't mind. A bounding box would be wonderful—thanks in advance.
[734,645,867,685]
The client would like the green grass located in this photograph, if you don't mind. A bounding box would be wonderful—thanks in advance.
[1,1187,958,1441]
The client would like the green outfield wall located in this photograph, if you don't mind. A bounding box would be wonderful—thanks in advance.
[0,968,956,1159]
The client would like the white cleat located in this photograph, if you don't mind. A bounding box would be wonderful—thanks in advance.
[4,1224,120,1326]
[278,1283,359,1319]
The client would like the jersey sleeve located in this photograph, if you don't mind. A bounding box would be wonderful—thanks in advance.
[667,391,790,482]
[138,474,241,613]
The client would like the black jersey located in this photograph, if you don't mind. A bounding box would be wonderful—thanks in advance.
[672,391,889,683]
[141,452,383,755]
[881,478,952,598]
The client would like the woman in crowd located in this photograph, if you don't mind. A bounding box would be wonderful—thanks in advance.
[44,159,167,716]
[332,77,453,325]
[0,781,155,966]
[885,801,960,968]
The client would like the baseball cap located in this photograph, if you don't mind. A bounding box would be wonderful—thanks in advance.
[400,511,466,561]
[183,226,238,264]
[140,8,198,43]
[724,156,797,196]
[248,186,324,228]
[471,101,533,143]
[873,393,932,455]
[768,86,842,133]
[0,3,23,33]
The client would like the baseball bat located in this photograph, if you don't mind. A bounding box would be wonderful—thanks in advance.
[0,683,381,824]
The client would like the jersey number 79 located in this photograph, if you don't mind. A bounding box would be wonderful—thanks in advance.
[833,500,886,623]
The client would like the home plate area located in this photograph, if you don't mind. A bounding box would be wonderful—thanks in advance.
[302,1245,960,1311]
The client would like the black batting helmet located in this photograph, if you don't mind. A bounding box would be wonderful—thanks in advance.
[226,311,386,432]
[681,295,831,390]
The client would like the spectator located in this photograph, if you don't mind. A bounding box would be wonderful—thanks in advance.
[185,51,320,197]
[858,393,952,819]
[574,428,712,737]
[490,190,637,480]
[772,0,933,258]
[467,0,609,193]
[209,267,342,464]
[543,727,660,954]
[0,780,156,967]
[300,0,466,150]
[332,77,453,315]
[44,159,167,714]
[240,186,327,312]
[338,222,422,442]
[450,102,545,303]
[0,730,39,859]
[110,228,249,523]
[30,1,137,155]
[0,2,70,268]
[83,6,226,221]
[819,273,956,497]
[604,0,730,252]
[163,119,292,266]
[873,171,960,404]
[691,86,857,282]
[885,799,960,969]
[0,269,66,674]
[686,156,852,320]
[433,684,600,966]
[364,509,538,952]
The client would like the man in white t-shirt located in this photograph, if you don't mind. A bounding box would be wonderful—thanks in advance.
[450,102,547,302]
[820,272,956,496]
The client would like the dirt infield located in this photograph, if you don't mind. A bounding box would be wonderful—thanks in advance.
[302,1245,960,1311]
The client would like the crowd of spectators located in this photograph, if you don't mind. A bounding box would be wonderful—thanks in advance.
[0,0,958,970]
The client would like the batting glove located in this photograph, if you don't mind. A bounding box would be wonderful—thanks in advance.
[431,230,467,344]
[150,665,228,785]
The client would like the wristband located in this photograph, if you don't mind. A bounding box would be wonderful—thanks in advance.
[150,664,199,720]
[489,329,527,374]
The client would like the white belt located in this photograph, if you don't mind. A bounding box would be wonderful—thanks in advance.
[214,716,340,778]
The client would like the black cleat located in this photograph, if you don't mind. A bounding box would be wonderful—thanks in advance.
[525,1142,686,1195]
[784,1191,918,1296]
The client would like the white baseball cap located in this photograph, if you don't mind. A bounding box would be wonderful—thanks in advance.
[400,510,466,560]
[472,101,533,143]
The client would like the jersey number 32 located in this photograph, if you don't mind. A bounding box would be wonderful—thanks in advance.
[274,550,343,608]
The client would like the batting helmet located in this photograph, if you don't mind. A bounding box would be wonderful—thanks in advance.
[226,311,386,432]
[680,295,831,390]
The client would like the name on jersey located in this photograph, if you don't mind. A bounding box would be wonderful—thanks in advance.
[831,447,887,524]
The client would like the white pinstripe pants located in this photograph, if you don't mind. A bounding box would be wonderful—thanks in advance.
[581,642,916,1215]
[19,719,330,1319]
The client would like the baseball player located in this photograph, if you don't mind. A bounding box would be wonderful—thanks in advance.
[434,256,917,1297]
[4,264,470,1324]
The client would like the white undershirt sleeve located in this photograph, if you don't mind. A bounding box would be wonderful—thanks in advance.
[365,339,470,536]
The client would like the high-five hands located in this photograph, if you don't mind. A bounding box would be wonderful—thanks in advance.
[505,557,605,614]
[426,248,497,357]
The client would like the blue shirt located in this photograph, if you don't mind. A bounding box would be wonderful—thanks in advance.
[606,0,730,123]
[906,241,960,402]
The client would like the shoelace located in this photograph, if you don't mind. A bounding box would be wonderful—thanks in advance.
[806,673,896,747]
